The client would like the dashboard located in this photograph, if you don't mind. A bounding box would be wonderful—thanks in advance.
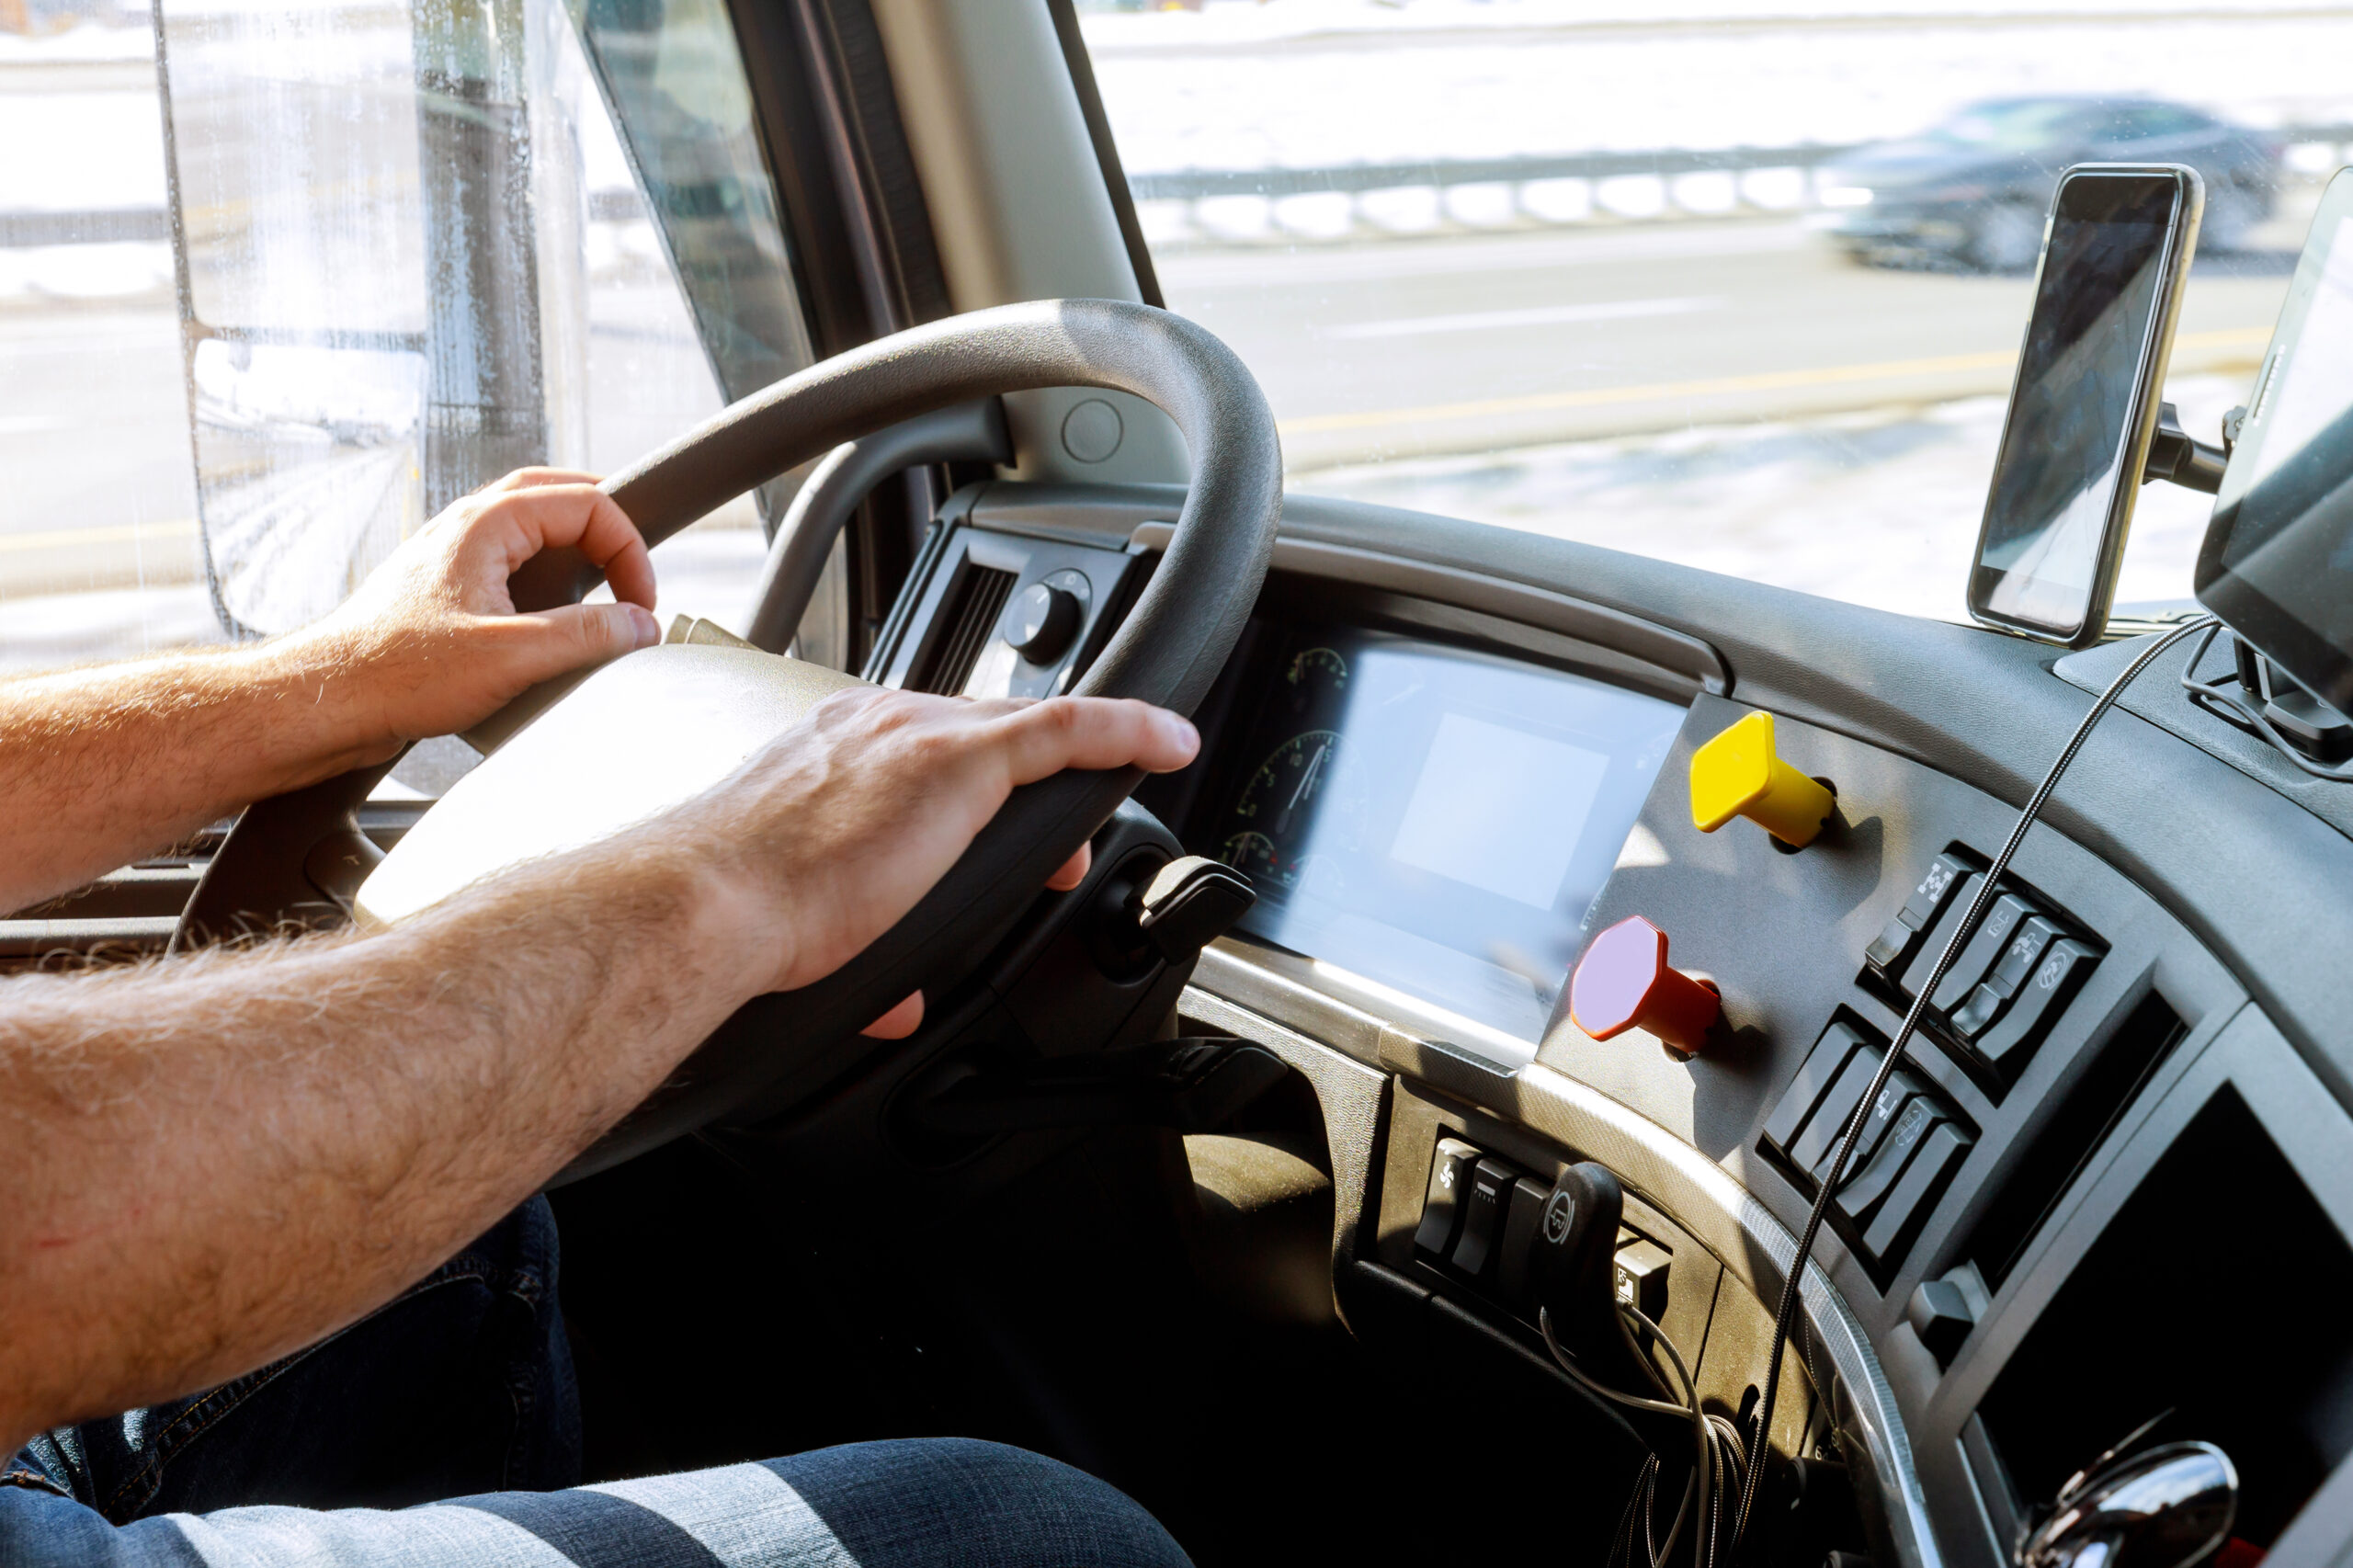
[870,479,2353,1568]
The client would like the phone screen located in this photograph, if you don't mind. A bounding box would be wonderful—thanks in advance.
[1971,171,2193,641]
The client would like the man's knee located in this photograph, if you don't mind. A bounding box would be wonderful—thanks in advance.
[769,1438,1189,1568]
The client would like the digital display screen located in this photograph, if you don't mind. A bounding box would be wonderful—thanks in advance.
[2198,193,2353,715]
[1212,628,1684,1041]
[1974,176,2182,636]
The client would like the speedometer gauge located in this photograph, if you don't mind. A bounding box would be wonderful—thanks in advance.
[1227,728,1361,892]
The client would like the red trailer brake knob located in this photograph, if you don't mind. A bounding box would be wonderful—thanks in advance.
[1568,915,1722,1060]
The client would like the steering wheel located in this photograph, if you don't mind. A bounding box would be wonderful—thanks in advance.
[179,299,1279,1180]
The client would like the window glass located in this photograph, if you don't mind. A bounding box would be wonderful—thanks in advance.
[1081,3,2353,623]
[0,0,805,674]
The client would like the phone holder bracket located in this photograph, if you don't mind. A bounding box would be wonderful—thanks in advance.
[2141,402,2234,495]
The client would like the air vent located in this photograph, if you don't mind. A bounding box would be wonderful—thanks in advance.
[910,563,1016,694]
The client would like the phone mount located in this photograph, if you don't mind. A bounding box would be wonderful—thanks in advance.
[2141,401,2233,495]
[2143,403,2353,774]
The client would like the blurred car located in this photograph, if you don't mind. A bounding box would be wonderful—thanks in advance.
[1813,96,2279,271]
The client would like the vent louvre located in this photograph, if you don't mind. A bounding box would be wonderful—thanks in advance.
[911,565,1016,695]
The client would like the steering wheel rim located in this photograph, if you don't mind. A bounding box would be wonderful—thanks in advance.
[188,299,1280,1180]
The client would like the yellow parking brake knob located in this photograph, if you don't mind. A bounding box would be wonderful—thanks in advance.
[1689,711,1836,849]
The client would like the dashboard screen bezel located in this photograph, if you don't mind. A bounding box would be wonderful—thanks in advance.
[1180,615,1687,1043]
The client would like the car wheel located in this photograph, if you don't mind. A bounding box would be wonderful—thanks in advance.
[1966,200,2045,273]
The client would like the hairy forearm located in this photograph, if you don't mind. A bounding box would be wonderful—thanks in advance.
[0,825,770,1452]
[0,631,388,913]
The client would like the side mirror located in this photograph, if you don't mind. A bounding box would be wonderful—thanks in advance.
[2017,1441,2237,1568]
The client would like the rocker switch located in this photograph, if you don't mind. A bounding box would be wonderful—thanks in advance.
[1415,1138,1483,1258]
[1449,1158,1518,1279]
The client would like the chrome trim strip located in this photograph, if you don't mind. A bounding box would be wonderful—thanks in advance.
[1513,1061,1942,1568]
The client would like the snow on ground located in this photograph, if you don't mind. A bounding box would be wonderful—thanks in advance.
[1085,3,2353,177]
[1294,373,2251,619]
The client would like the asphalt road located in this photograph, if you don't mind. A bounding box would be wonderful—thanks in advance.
[0,208,2311,665]
[1160,215,2304,472]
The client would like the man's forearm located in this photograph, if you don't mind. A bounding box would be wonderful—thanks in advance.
[0,633,392,913]
[0,822,774,1452]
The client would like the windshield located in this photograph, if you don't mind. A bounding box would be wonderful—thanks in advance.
[1081,2,2352,623]
[0,0,807,682]
[1930,103,2093,152]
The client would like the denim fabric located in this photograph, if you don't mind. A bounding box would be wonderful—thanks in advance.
[4,1196,579,1520]
[0,1197,1189,1567]
[0,1441,1192,1567]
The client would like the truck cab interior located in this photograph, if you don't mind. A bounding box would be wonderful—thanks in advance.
[10,2,2353,1565]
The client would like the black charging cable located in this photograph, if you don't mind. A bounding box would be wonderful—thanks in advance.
[1731,614,2220,1554]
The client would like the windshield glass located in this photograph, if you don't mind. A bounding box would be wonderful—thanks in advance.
[0,0,806,680]
[1081,2,2353,623]
[1930,103,2092,152]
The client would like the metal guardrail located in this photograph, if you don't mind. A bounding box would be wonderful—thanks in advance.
[1127,126,2353,204]
[1125,143,1869,201]
[0,206,172,246]
[9,128,2352,249]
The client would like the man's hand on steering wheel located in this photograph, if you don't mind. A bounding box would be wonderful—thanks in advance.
[682,687,1199,1040]
[285,468,664,760]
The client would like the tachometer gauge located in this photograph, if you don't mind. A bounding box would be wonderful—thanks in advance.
[1280,646,1347,713]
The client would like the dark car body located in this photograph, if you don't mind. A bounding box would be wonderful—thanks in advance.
[1816,96,2279,270]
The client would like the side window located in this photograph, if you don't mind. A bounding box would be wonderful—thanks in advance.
[0,0,808,676]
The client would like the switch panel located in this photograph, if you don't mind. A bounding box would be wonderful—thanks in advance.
[1765,1016,1976,1278]
[1864,849,2104,1091]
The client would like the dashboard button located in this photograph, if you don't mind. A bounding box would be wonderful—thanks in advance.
[1688,711,1836,848]
[1495,1176,1552,1310]
[1786,1043,1886,1176]
[1985,915,2062,997]
[1817,1066,1931,1181]
[1865,852,1972,980]
[1930,892,2037,1014]
[1415,1138,1483,1258]
[1004,581,1082,665]
[1763,1021,1872,1153]
[1834,1096,1940,1223]
[1449,1157,1518,1279]
[1861,1120,1972,1261]
[1972,938,2097,1066]
[1949,983,2006,1039]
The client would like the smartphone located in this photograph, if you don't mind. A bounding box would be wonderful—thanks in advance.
[1969,165,2203,646]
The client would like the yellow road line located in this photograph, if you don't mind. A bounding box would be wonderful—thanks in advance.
[1276,325,2275,437]
[0,519,198,553]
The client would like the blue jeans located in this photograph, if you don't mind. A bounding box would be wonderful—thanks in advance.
[2,1200,1189,1568]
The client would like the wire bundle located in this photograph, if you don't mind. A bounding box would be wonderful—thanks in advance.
[1542,1301,1749,1568]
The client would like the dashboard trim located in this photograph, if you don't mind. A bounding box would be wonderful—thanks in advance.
[1126,523,1730,701]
